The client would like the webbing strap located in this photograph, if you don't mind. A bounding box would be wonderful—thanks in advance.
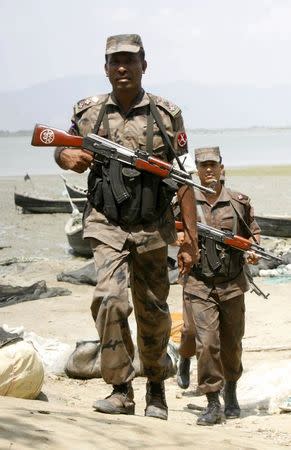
[145,108,154,155]
[148,95,185,171]
[92,95,109,135]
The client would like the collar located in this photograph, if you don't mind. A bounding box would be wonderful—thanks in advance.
[106,89,149,109]
[195,185,230,205]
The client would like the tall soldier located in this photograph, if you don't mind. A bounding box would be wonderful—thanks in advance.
[54,34,199,420]
[177,146,260,425]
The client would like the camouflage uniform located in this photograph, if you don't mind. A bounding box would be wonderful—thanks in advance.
[180,185,260,393]
[68,90,188,383]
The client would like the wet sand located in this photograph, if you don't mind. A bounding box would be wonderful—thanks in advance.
[1,171,291,449]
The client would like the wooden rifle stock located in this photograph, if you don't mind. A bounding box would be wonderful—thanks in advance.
[135,157,171,178]
[31,124,83,148]
[223,236,252,251]
[175,220,251,250]
[175,220,184,231]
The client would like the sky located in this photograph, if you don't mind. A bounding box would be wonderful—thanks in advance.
[1,0,291,92]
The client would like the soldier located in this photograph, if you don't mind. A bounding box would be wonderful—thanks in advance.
[177,146,260,425]
[54,34,199,420]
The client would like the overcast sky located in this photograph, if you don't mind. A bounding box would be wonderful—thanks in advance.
[1,0,291,92]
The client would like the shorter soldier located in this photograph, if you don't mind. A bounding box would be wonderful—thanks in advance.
[177,147,260,425]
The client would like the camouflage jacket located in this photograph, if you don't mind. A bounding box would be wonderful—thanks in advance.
[183,186,261,301]
[63,90,188,252]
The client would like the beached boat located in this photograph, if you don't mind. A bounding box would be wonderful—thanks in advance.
[60,181,291,239]
[14,192,87,214]
[65,212,92,256]
[255,215,291,238]
[63,179,87,199]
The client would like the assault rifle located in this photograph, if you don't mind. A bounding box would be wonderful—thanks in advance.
[175,220,282,263]
[30,124,215,195]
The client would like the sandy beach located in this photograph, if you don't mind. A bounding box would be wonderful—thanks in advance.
[1,172,291,449]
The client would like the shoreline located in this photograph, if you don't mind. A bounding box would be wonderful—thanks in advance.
[1,163,291,179]
[2,125,291,136]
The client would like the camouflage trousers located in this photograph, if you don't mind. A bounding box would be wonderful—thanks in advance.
[90,238,172,385]
[180,290,245,394]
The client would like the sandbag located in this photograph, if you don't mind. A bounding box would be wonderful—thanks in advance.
[65,339,178,380]
[0,338,44,399]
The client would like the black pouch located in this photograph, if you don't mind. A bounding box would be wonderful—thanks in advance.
[140,172,159,222]
[141,176,177,224]
[101,164,119,222]
[118,167,142,225]
[157,178,177,211]
[87,168,104,212]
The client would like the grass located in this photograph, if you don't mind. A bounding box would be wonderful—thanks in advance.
[226,165,291,176]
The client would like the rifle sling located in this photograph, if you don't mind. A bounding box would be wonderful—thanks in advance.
[93,95,110,136]
[148,95,186,172]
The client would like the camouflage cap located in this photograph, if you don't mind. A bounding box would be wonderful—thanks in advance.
[105,34,143,55]
[195,146,221,163]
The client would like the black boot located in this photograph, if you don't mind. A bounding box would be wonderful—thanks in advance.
[93,382,135,415]
[145,380,168,420]
[223,381,240,418]
[196,392,223,426]
[177,357,190,389]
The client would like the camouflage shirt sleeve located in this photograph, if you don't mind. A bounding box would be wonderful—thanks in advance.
[229,190,261,238]
[54,95,99,163]
[172,112,188,157]
[152,94,188,158]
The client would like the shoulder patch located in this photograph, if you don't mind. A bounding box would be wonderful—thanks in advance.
[150,94,181,117]
[228,189,249,203]
[74,94,107,115]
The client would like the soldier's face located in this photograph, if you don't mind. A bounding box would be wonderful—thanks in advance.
[197,161,224,186]
[105,52,147,93]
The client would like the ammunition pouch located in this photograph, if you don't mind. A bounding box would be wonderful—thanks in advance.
[194,237,244,283]
[87,159,177,225]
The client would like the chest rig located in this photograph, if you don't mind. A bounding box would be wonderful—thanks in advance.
[195,198,245,283]
[87,95,178,225]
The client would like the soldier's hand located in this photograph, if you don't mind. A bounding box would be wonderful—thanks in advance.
[58,148,94,173]
[174,232,185,246]
[178,240,200,275]
[246,251,260,265]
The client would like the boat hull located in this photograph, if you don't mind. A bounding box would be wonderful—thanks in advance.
[67,228,92,256]
[255,215,291,238]
[14,192,87,214]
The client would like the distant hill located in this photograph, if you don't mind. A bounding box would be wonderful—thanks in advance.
[1,75,291,131]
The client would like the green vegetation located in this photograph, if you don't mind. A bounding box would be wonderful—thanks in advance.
[227,165,291,176]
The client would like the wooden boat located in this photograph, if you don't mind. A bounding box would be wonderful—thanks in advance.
[63,180,87,199]
[255,215,291,238]
[14,192,87,214]
[65,212,92,256]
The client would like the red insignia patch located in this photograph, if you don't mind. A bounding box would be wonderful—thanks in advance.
[177,132,187,148]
